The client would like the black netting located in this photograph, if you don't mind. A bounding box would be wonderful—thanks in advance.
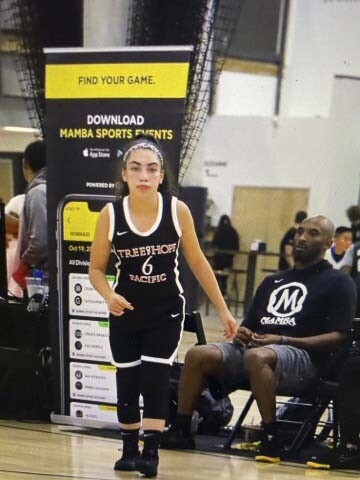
[2,0,82,137]
[127,0,243,182]
[2,0,45,135]
[2,0,242,166]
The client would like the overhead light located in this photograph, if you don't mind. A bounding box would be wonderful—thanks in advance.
[2,126,40,133]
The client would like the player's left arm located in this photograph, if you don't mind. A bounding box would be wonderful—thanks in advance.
[177,200,237,338]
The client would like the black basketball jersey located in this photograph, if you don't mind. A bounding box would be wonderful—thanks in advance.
[108,192,183,304]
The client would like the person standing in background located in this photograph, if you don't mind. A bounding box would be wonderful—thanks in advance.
[5,194,25,297]
[13,140,47,289]
[346,205,360,243]
[212,215,239,295]
[278,211,307,271]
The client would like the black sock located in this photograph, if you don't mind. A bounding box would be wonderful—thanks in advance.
[120,428,139,457]
[173,414,192,434]
[262,421,278,436]
[143,430,161,458]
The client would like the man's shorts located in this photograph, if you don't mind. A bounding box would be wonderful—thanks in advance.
[210,342,319,397]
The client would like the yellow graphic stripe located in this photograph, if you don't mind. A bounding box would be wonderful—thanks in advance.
[63,201,99,242]
[98,365,116,371]
[99,405,117,411]
[46,62,189,99]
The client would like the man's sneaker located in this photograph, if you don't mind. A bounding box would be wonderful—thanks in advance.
[136,453,159,477]
[114,451,140,471]
[255,433,281,463]
[160,425,195,450]
[307,445,360,470]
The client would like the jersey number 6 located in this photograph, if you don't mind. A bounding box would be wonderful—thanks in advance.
[142,256,154,275]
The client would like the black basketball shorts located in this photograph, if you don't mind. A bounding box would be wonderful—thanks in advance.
[109,294,185,368]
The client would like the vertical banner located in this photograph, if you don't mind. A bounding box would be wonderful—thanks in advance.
[45,47,191,427]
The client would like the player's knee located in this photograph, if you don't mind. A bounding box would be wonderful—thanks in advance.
[243,347,275,374]
[141,363,170,419]
[184,345,222,376]
[143,389,169,419]
[117,400,141,424]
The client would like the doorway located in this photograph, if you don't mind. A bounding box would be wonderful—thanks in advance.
[231,185,309,292]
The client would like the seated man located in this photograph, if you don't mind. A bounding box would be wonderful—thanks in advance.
[162,215,357,463]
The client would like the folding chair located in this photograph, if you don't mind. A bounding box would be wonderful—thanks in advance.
[223,383,335,457]
[183,311,207,346]
[223,323,360,456]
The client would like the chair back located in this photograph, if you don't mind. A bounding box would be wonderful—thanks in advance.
[184,311,207,345]
[319,320,360,381]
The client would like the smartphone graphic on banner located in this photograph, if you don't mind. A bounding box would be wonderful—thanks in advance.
[56,194,117,417]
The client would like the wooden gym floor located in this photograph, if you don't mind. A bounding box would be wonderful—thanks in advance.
[1,418,359,480]
[0,306,358,479]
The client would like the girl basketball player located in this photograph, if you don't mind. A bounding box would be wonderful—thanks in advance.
[89,134,237,477]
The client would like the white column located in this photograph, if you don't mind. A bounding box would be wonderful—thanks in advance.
[83,0,130,47]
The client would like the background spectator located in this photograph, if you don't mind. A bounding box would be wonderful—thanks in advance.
[324,226,352,269]
[212,215,239,294]
[278,211,307,270]
[342,240,360,317]
[5,194,25,297]
[346,205,360,243]
[13,140,47,289]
